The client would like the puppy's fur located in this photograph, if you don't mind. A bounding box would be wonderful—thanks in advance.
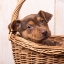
[8,10,61,46]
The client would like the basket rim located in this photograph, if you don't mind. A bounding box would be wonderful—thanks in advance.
[9,33,64,55]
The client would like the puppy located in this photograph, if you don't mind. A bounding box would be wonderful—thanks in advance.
[8,10,61,46]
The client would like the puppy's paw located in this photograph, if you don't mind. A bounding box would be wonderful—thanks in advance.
[42,39,61,46]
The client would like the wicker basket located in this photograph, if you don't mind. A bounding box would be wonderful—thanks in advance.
[9,33,64,64]
[9,0,64,64]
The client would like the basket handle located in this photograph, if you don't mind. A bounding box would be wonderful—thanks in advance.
[11,0,26,22]
[8,0,26,39]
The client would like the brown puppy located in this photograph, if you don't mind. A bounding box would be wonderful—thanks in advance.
[8,10,61,46]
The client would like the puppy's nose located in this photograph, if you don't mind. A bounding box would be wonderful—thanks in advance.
[42,30,47,36]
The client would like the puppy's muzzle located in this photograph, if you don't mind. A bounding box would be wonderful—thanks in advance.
[41,30,47,36]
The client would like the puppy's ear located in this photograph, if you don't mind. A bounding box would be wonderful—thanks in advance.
[38,10,53,23]
[11,20,22,32]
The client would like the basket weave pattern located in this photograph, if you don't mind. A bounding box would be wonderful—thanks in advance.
[9,34,64,64]
[12,43,64,64]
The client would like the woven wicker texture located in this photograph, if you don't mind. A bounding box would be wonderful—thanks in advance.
[12,43,64,64]
[10,34,64,64]
[9,0,64,64]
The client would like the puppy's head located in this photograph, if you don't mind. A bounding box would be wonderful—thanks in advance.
[9,10,52,42]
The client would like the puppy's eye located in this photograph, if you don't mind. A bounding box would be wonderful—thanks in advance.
[27,25,33,29]
[41,20,45,23]
[27,25,31,28]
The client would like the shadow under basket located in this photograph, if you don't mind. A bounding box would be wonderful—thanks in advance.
[9,34,64,64]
